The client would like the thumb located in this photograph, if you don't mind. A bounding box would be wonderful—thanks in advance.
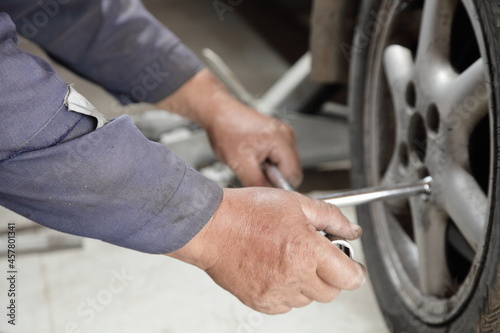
[300,197,362,240]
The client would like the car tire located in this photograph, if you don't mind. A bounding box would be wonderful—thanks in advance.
[349,0,500,332]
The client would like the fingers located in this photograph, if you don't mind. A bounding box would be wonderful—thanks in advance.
[300,196,362,240]
[256,288,335,314]
[196,187,365,316]
[259,250,361,314]
[316,239,366,290]
[226,117,301,188]
[233,157,271,187]
[250,292,309,315]
[301,277,341,303]
[270,152,303,189]
[268,127,303,188]
[256,292,313,314]
[260,304,292,315]
[285,293,313,309]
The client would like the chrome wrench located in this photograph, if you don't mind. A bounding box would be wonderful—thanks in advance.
[263,163,432,206]
[263,163,433,259]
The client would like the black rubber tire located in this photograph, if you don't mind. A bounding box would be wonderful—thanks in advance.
[349,1,500,332]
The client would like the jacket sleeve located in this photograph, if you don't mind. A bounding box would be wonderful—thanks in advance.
[0,13,223,254]
[0,0,204,104]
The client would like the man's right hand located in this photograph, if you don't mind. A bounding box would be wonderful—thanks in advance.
[166,187,366,314]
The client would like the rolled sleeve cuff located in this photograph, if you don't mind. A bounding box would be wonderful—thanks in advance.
[0,115,223,254]
[117,164,223,253]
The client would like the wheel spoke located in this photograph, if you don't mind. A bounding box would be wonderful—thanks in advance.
[381,155,404,186]
[381,44,414,190]
[378,155,414,211]
[443,166,487,251]
[411,200,451,296]
[386,211,420,282]
[442,59,488,134]
[416,0,458,63]
[383,45,414,111]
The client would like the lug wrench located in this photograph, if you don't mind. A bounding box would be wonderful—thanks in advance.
[263,163,433,259]
[264,163,432,206]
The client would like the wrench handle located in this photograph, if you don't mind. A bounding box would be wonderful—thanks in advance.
[263,162,295,191]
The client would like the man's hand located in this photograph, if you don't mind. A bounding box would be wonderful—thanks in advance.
[155,69,302,187]
[166,188,366,314]
[205,101,301,187]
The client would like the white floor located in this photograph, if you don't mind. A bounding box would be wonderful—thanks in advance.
[0,206,389,333]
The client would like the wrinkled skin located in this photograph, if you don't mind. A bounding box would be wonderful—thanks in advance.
[167,188,366,314]
[155,68,302,188]
[206,101,301,188]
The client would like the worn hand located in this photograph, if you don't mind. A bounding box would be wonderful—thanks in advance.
[167,187,366,314]
[155,69,302,188]
[206,101,301,187]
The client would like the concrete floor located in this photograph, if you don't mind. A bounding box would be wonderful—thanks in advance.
[0,206,388,333]
[0,1,389,332]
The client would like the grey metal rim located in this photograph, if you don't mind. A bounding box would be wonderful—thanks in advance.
[362,0,494,324]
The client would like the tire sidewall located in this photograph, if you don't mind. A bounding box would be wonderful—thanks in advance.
[348,0,500,332]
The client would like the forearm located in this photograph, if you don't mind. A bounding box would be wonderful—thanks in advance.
[154,68,250,130]
[2,0,203,104]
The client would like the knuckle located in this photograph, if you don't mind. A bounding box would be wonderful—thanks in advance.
[253,296,281,314]
[283,125,296,141]
[323,288,341,302]
[273,120,294,136]
[283,123,294,134]
[252,299,269,312]
[292,298,313,308]
[341,264,366,290]
[314,289,340,303]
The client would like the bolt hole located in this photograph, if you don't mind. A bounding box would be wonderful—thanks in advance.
[399,142,409,167]
[418,167,430,180]
[427,104,440,133]
[408,113,427,162]
[406,82,417,108]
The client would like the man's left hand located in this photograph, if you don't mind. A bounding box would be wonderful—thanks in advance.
[205,100,301,187]
[155,69,302,187]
